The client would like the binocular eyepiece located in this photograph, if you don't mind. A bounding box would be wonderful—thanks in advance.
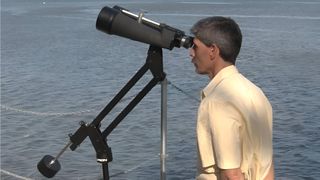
[96,6,194,50]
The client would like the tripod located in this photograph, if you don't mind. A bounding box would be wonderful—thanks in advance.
[37,45,168,179]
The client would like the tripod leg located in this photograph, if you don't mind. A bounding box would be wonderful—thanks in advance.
[102,163,109,180]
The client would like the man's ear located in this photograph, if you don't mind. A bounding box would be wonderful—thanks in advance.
[209,44,219,61]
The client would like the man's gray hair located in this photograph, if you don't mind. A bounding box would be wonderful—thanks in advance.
[191,16,242,64]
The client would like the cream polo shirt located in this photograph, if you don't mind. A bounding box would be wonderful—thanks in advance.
[196,65,273,180]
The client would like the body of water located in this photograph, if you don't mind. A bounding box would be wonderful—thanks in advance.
[1,0,320,179]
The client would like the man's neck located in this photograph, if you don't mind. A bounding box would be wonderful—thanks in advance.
[208,61,233,80]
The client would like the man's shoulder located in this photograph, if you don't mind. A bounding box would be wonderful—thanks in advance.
[212,73,265,103]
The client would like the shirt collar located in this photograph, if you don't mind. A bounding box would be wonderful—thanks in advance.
[202,65,239,99]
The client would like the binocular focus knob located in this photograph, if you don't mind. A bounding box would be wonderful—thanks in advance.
[37,155,61,178]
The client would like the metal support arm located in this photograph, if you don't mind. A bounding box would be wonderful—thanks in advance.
[67,45,165,180]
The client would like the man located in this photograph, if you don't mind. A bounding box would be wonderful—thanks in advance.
[189,17,274,180]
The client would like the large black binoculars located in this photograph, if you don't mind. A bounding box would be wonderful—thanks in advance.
[96,5,194,50]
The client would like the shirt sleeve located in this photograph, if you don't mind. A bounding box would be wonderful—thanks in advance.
[208,100,242,169]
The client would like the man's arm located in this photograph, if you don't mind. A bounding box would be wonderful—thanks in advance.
[220,161,274,180]
[220,168,244,180]
[264,161,274,180]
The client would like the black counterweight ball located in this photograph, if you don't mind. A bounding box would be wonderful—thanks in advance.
[37,155,61,178]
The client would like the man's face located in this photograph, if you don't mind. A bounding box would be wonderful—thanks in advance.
[189,38,213,75]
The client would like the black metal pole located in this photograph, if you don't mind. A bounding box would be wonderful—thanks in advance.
[92,63,149,126]
[102,46,164,138]
[65,46,164,180]
[69,63,149,151]
[102,78,159,138]
[102,163,109,180]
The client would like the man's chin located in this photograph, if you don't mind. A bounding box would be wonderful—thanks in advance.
[195,69,206,75]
